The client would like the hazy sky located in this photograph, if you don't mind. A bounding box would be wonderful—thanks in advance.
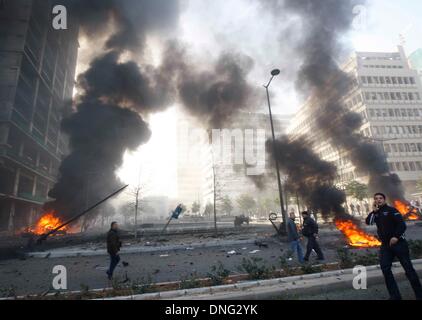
[116,0,422,198]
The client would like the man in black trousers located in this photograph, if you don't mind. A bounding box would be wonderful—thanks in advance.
[301,211,324,262]
[366,193,422,300]
[106,221,122,280]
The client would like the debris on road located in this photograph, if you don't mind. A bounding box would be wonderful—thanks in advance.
[249,250,261,254]
[255,241,269,248]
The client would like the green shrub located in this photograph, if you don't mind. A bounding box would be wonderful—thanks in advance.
[207,262,231,286]
[408,240,422,259]
[300,263,323,274]
[130,275,153,295]
[179,273,201,290]
[237,258,276,280]
[337,248,379,269]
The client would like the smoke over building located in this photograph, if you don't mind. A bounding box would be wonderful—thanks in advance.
[262,0,407,205]
[45,0,260,222]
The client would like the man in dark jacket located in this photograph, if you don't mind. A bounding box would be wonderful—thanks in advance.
[366,193,422,300]
[106,222,122,280]
[287,212,304,263]
[302,211,324,262]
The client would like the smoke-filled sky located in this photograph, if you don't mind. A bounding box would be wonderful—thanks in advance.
[74,0,422,199]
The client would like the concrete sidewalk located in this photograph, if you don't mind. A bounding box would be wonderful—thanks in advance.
[97,259,422,300]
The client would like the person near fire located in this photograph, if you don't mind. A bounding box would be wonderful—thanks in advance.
[106,221,122,280]
[287,211,305,263]
[301,211,324,262]
[366,193,422,300]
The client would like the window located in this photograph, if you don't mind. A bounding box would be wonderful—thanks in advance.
[398,77,403,85]
[404,77,409,85]
[391,144,398,153]
[380,77,385,84]
[403,162,410,171]
[410,77,415,85]
[410,162,416,171]
[416,162,422,171]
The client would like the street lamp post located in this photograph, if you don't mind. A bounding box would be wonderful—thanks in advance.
[264,69,288,234]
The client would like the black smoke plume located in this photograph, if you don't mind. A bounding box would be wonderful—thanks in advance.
[267,136,352,220]
[263,0,406,202]
[65,0,181,53]
[46,1,258,222]
[178,52,258,129]
[45,1,182,220]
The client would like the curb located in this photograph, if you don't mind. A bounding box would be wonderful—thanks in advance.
[96,259,422,300]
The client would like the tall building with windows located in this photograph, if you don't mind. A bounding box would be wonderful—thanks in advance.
[0,0,79,232]
[288,46,422,198]
[176,111,292,214]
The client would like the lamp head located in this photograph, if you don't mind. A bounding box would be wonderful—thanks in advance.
[271,69,281,76]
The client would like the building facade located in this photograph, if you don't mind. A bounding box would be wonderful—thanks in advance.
[176,111,292,215]
[0,0,79,232]
[288,46,422,199]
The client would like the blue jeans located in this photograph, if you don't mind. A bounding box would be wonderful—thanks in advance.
[290,240,304,263]
[108,254,120,277]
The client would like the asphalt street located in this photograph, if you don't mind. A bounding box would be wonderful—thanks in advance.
[1,223,421,298]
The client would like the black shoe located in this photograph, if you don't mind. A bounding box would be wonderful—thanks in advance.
[106,271,112,280]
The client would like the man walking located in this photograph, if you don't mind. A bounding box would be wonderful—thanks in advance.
[366,193,422,300]
[287,212,304,263]
[106,222,122,280]
[302,211,324,262]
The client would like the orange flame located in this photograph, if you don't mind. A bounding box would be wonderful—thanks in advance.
[335,219,381,248]
[31,211,68,235]
[394,201,421,221]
